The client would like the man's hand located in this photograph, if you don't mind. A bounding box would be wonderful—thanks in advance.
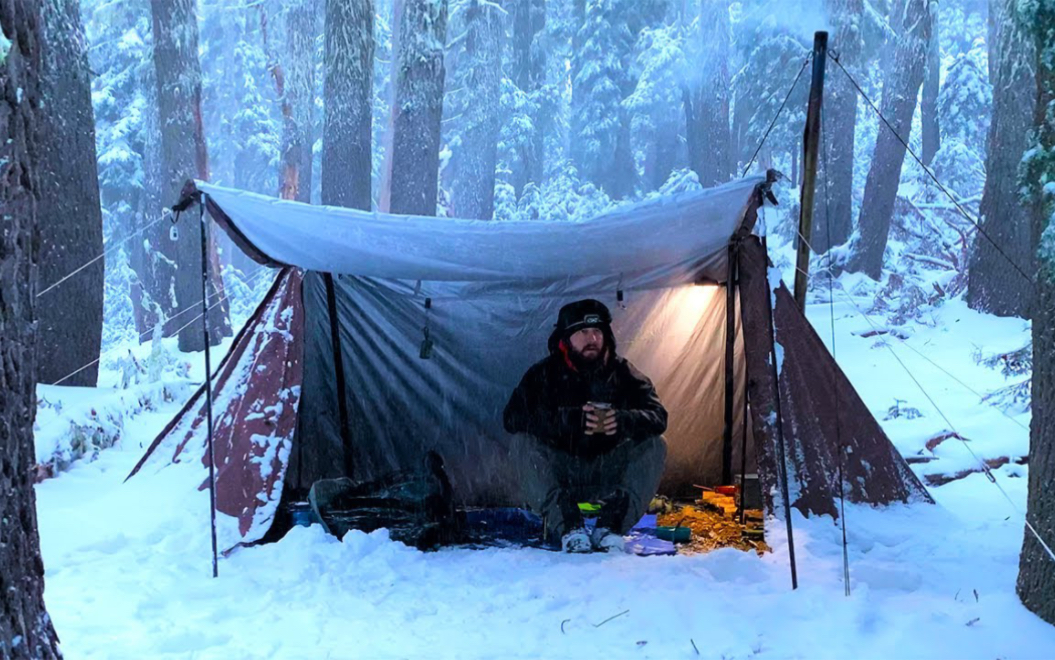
[583,404,618,436]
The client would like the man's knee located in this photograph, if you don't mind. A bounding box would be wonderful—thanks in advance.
[628,435,667,470]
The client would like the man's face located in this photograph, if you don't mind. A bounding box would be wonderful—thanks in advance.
[567,327,605,364]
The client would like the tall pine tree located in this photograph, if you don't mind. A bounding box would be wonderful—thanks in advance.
[571,0,636,199]
[280,0,317,202]
[1017,0,1055,626]
[322,0,374,210]
[447,0,505,220]
[816,0,862,253]
[390,0,448,215]
[967,0,1036,318]
[920,1,940,166]
[0,0,63,655]
[686,0,731,187]
[846,0,932,278]
[510,0,546,198]
[150,0,231,351]
[36,0,104,386]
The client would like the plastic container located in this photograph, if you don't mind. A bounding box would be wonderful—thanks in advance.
[655,526,692,543]
[289,501,315,527]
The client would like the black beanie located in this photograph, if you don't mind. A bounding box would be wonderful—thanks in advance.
[547,299,616,354]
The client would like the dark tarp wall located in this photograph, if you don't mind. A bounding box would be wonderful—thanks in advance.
[737,237,933,517]
[287,272,749,506]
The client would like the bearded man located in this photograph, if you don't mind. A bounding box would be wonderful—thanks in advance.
[503,299,668,553]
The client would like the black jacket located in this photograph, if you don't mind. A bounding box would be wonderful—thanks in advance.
[503,351,668,456]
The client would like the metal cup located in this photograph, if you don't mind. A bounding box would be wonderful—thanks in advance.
[587,402,612,434]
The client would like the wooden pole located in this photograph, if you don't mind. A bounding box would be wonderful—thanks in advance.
[793,31,828,312]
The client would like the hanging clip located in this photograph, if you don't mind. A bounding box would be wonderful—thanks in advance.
[420,297,434,359]
[616,274,626,309]
[169,209,181,241]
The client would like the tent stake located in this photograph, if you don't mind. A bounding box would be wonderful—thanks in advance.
[762,235,799,590]
[793,31,828,312]
[199,194,219,579]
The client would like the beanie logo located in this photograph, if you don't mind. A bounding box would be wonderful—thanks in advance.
[583,314,602,324]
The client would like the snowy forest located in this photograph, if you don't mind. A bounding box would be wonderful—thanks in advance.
[4,0,1055,657]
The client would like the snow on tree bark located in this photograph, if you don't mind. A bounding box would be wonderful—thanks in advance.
[36,0,104,386]
[816,0,863,253]
[322,0,373,210]
[280,0,317,203]
[511,0,546,198]
[1017,0,1055,627]
[0,1,63,656]
[150,0,230,352]
[846,0,932,279]
[685,0,731,188]
[966,0,1036,319]
[921,0,940,166]
[390,0,448,216]
[449,0,505,220]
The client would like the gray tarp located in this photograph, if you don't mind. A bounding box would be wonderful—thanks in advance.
[197,177,762,285]
[197,178,764,505]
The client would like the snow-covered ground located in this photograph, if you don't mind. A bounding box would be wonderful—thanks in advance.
[34,293,1055,659]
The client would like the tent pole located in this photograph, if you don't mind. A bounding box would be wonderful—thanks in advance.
[762,235,799,590]
[198,194,219,579]
[722,243,737,484]
[793,30,828,312]
[734,247,750,525]
[323,273,355,479]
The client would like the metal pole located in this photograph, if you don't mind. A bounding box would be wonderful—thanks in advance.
[722,242,737,485]
[763,235,799,590]
[199,195,219,578]
[793,31,828,312]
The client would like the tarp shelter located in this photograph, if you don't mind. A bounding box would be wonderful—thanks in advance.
[128,174,933,552]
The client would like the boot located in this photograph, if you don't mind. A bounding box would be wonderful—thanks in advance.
[590,526,625,552]
[561,528,592,553]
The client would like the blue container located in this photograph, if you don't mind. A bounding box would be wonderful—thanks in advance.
[289,502,315,527]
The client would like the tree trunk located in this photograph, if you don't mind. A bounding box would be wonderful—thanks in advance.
[689,0,731,187]
[649,122,678,190]
[511,0,546,198]
[816,0,862,253]
[1017,1,1055,626]
[0,2,63,656]
[151,0,230,352]
[966,0,1036,318]
[390,0,448,216]
[36,0,104,386]
[280,0,317,203]
[449,0,504,220]
[846,0,932,279]
[379,0,404,212]
[921,0,940,166]
[322,0,373,210]
[130,51,167,340]
[571,0,636,199]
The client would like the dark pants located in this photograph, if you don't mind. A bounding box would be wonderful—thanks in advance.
[510,434,667,541]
